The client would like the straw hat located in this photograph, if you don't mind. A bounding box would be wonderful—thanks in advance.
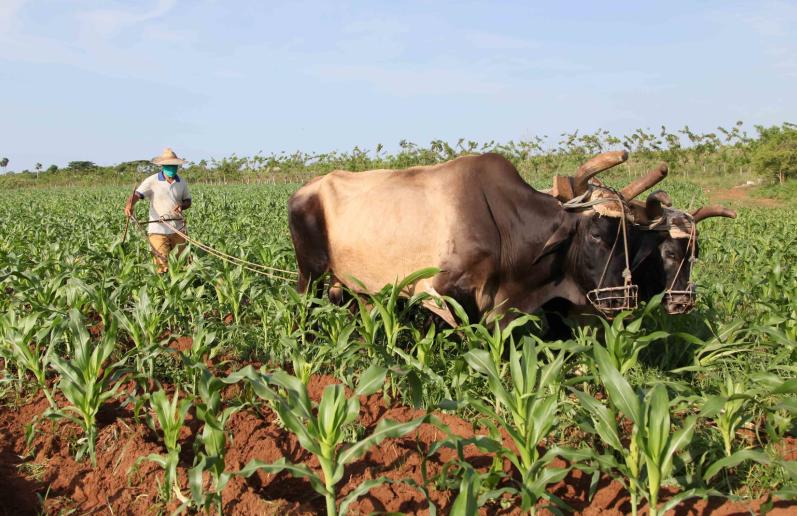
[151,147,186,166]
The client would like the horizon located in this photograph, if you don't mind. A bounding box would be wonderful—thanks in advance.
[1,0,796,172]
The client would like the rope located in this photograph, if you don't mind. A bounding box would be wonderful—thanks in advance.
[619,200,632,286]
[567,185,634,290]
[595,218,623,290]
[667,217,697,292]
[127,213,297,282]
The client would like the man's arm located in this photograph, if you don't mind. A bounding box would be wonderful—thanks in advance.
[125,192,144,218]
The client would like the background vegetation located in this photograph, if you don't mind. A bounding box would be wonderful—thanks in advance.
[2,122,796,191]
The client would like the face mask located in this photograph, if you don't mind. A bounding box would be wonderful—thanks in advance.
[162,165,178,178]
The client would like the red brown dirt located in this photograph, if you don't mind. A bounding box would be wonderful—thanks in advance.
[1,376,795,515]
[707,186,781,208]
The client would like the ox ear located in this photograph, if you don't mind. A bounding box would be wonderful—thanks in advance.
[532,218,575,265]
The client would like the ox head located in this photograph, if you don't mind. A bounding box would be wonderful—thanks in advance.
[570,209,638,315]
[628,187,736,314]
[550,150,640,316]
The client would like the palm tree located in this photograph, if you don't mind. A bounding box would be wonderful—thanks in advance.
[0,157,8,172]
[35,162,42,180]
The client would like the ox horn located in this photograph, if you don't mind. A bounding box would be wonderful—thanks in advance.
[691,205,737,223]
[620,162,669,200]
[573,150,629,196]
[645,190,672,220]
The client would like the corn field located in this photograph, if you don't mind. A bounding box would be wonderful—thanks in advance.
[1,178,796,514]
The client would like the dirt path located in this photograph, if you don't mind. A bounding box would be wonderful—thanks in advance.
[707,185,781,208]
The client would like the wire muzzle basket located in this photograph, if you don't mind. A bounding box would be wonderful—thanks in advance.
[663,284,696,314]
[587,283,639,317]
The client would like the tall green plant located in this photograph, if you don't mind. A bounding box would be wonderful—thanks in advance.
[48,310,127,464]
[135,388,193,503]
[0,310,58,407]
[576,344,700,516]
[462,337,574,513]
[239,364,427,516]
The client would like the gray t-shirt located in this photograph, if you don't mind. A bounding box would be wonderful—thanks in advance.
[135,172,191,235]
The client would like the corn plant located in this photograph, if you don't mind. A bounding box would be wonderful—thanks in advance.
[47,310,127,464]
[173,321,222,395]
[575,344,701,516]
[135,388,192,504]
[186,364,243,514]
[462,336,575,513]
[448,296,539,375]
[0,310,58,407]
[113,287,165,379]
[353,267,438,355]
[151,258,205,327]
[238,364,428,516]
[351,268,442,404]
[700,376,754,457]
[212,264,252,324]
[596,298,668,375]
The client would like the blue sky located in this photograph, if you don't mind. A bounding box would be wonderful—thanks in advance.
[1,0,795,171]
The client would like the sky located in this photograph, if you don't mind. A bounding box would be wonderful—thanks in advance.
[1,0,796,171]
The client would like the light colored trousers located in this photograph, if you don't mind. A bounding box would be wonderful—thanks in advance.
[148,233,187,273]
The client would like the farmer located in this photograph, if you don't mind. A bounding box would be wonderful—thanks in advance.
[124,148,192,273]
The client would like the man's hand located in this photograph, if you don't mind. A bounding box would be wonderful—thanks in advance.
[174,199,191,214]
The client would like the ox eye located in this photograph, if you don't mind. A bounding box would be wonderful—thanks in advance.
[665,251,677,260]
[590,232,601,241]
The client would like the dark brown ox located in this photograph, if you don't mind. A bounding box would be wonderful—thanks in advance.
[540,160,736,339]
[631,196,736,313]
[288,152,632,326]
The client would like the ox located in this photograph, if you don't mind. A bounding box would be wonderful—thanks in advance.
[288,152,635,327]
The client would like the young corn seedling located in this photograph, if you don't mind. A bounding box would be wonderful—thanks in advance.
[462,336,576,513]
[575,344,701,516]
[113,287,164,379]
[597,301,668,375]
[0,310,58,408]
[47,310,127,465]
[173,321,222,396]
[186,364,242,515]
[700,376,753,457]
[239,364,428,516]
[135,388,193,504]
[151,257,204,327]
[212,264,252,325]
[446,296,540,375]
[352,267,441,404]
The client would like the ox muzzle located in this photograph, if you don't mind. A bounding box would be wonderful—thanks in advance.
[663,284,696,314]
[587,282,639,317]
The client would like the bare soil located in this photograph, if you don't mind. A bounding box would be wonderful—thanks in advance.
[707,186,781,208]
[1,375,795,515]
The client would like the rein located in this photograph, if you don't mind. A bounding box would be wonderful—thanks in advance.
[125,212,298,282]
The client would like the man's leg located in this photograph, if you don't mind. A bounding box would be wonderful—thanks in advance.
[148,234,171,273]
[170,233,187,258]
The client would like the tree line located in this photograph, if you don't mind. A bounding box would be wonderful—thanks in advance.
[1,122,795,188]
